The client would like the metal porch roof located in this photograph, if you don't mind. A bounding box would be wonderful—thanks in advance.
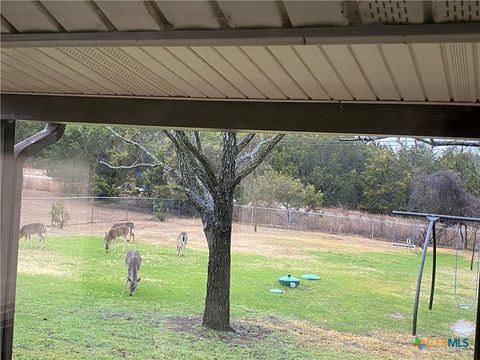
[1,1,480,104]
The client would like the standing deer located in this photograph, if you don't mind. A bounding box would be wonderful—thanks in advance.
[124,250,142,296]
[176,232,188,256]
[19,223,46,248]
[104,225,130,252]
[112,221,135,243]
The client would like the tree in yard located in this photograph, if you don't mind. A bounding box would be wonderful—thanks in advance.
[360,147,411,213]
[409,170,479,217]
[409,170,480,251]
[240,169,323,232]
[271,135,369,209]
[438,151,480,198]
[244,169,323,211]
[103,129,283,331]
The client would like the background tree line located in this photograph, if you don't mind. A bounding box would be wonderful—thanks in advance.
[17,122,480,216]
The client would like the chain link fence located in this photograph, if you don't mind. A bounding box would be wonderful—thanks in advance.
[233,205,478,248]
[20,196,198,227]
[21,196,477,248]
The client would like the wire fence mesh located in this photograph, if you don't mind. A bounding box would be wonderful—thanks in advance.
[21,196,478,248]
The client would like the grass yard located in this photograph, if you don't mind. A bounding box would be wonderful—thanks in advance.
[13,221,477,359]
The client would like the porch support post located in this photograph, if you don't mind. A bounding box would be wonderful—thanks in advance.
[1,120,18,360]
[0,121,65,359]
[475,273,480,359]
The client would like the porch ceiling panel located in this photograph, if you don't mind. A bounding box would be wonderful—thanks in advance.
[2,1,480,105]
[3,1,480,34]
[94,1,163,31]
[2,41,480,103]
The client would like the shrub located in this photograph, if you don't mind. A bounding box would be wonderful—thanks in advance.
[153,202,167,222]
[50,201,70,228]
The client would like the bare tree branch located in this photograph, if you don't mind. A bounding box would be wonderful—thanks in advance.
[237,133,256,153]
[234,134,284,185]
[163,130,215,210]
[219,132,237,185]
[168,131,218,189]
[193,131,202,153]
[105,127,173,172]
[99,161,158,169]
[341,135,480,148]
[414,138,480,148]
[339,136,388,143]
[236,134,270,166]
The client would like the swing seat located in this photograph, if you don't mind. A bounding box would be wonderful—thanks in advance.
[393,243,415,248]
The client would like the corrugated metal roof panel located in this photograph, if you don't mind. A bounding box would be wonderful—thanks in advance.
[119,47,200,97]
[1,62,56,93]
[95,1,161,31]
[166,47,244,98]
[156,1,220,30]
[268,45,329,99]
[3,1,480,35]
[241,46,307,99]
[3,49,91,94]
[141,47,222,97]
[411,43,451,101]
[2,42,479,103]
[1,1,61,32]
[36,47,122,94]
[322,45,376,100]
[350,44,400,100]
[41,1,111,32]
[217,1,284,28]
[14,48,108,94]
[192,47,264,98]
[215,46,287,98]
[293,45,353,100]
[380,44,425,101]
[283,1,348,27]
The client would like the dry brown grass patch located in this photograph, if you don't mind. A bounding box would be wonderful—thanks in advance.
[17,249,74,277]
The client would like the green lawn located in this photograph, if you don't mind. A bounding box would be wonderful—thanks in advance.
[13,235,476,359]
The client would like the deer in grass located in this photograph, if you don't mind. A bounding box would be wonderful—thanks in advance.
[104,225,130,252]
[19,223,46,248]
[112,221,135,243]
[176,232,188,256]
[124,250,142,296]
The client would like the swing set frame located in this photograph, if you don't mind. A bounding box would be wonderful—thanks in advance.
[392,211,480,338]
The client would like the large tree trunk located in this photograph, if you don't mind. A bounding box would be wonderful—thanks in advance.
[202,193,233,331]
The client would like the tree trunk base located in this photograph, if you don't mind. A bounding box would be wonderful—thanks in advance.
[201,322,235,332]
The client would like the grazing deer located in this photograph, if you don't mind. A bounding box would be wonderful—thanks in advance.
[176,232,188,256]
[112,221,135,243]
[104,225,130,252]
[19,223,46,248]
[124,250,142,296]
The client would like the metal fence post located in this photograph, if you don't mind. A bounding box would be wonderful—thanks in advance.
[393,217,397,242]
[90,197,94,223]
[125,200,129,221]
[152,198,156,219]
[250,205,254,225]
[415,224,419,246]
[371,221,375,239]
[287,209,292,229]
